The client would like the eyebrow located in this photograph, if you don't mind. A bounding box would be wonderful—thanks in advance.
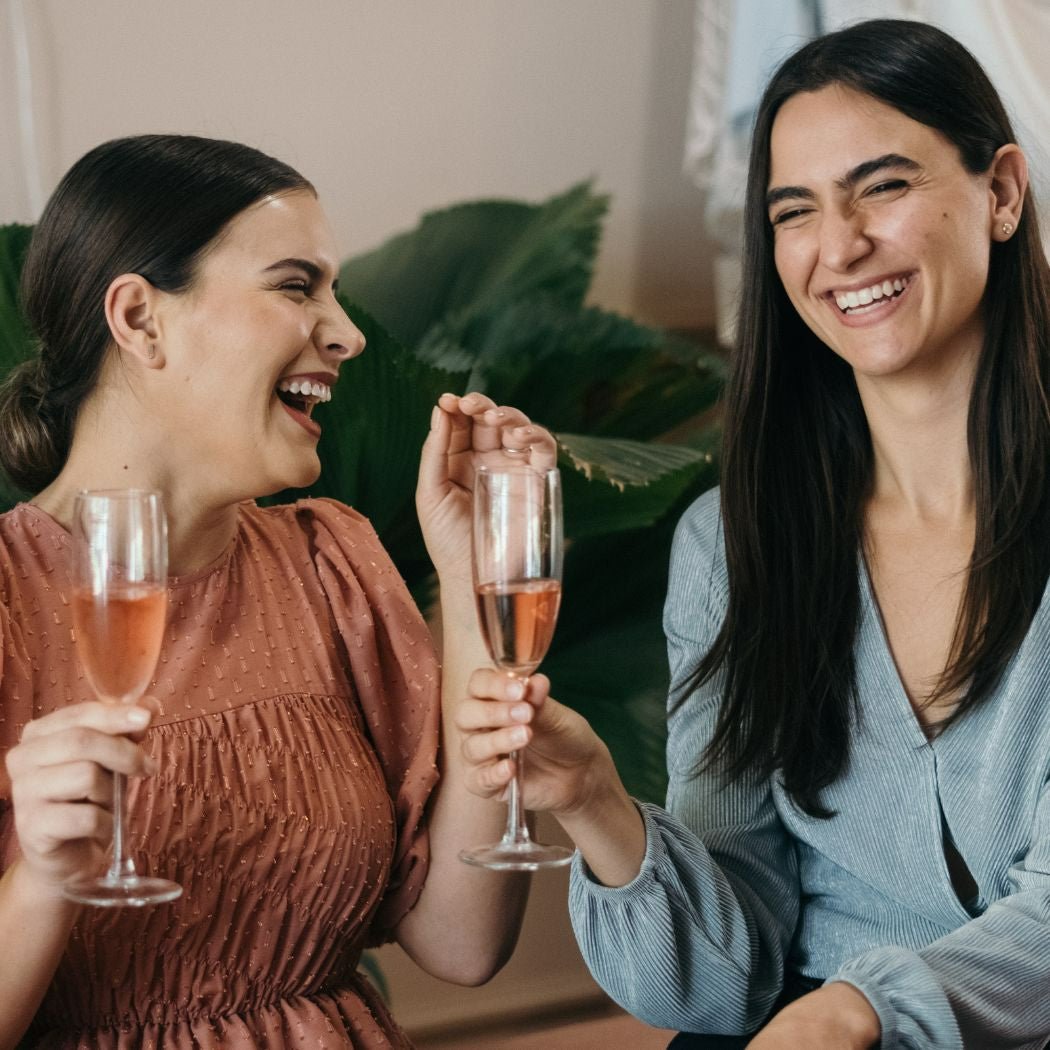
[262,257,340,291]
[766,153,923,210]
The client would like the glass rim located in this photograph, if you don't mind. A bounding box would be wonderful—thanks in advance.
[74,488,165,501]
[474,464,559,476]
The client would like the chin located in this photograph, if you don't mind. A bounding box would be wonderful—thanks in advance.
[262,456,322,498]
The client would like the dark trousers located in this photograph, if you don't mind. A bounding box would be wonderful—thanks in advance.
[667,975,823,1049]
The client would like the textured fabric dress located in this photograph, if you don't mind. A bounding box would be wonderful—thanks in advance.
[0,498,440,1049]
[570,488,1050,1049]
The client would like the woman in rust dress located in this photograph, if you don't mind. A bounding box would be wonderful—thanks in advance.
[0,135,550,1048]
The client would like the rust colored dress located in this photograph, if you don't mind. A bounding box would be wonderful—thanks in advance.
[0,499,440,1049]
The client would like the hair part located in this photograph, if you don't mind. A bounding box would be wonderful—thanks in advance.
[688,19,1050,816]
[0,134,313,493]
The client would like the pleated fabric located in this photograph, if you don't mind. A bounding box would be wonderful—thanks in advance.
[0,498,440,1049]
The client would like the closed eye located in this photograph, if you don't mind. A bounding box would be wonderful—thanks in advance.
[866,179,908,197]
[771,206,812,227]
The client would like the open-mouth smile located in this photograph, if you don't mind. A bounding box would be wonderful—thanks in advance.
[831,274,912,316]
[275,374,335,437]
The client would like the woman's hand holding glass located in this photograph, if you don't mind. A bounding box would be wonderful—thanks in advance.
[4,699,158,899]
[456,670,608,817]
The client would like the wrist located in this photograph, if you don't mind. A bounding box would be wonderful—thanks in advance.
[555,746,645,888]
[4,857,81,919]
[820,983,881,1047]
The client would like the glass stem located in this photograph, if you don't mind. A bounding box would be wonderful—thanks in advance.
[504,749,532,847]
[107,771,135,881]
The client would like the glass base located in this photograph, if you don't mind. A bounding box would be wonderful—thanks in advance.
[63,874,183,908]
[459,840,574,872]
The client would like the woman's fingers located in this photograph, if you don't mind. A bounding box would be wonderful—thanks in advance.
[20,700,152,742]
[434,392,558,468]
[9,725,156,781]
[32,801,115,848]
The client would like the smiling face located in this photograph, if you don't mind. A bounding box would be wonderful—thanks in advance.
[767,84,997,387]
[154,190,364,499]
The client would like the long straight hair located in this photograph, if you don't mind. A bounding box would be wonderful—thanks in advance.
[692,20,1050,816]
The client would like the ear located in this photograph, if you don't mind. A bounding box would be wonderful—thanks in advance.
[988,143,1027,242]
[104,273,165,368]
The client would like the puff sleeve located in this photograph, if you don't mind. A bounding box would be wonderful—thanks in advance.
[300,498,441,944]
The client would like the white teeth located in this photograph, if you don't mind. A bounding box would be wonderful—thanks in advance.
[277,377,332,404]
[834,276,908,313]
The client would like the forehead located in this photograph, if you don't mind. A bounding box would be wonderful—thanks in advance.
[205,189,339,271]
[768,84,958,188]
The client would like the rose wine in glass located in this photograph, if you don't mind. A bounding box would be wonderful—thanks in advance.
[64,490,182,907]
[460,465,573,870]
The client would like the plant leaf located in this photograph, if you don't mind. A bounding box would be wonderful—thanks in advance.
[556,431,718,538]
[417,297,725,443]
[0,224,33,371]
[339,183,606,347]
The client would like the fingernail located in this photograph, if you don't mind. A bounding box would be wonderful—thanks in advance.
[512,727,528,746]
[144,756,159,775]
[511,703,531,723]
[507,680,525,700]
[127,708,150,727]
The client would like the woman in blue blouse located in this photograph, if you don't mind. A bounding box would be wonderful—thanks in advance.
[460,19,1050,1050]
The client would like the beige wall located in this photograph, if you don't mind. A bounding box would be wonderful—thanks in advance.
[0,0,713,329]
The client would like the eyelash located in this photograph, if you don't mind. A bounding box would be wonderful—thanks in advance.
[279,278,312,295]
[772,207,811,227]
[867,179,907,195]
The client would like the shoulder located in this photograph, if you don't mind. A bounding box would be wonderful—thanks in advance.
[0,503,65,598]
[241,498,380,551]
[668,487,727,607]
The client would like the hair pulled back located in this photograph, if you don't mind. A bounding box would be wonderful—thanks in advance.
[693,20,1050,815]
[0,134,313,493]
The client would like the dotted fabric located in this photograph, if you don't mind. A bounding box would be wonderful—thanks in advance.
[0,499,440,1049]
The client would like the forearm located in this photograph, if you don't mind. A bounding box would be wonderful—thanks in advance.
[0,858,79,1048]
[831,890,1050,1049]
[395,580,531,985]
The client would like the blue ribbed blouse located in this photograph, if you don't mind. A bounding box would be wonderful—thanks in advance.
[569,487,1050,1049]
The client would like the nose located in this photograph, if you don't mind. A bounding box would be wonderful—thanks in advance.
[818,207,873,273]
[317,298,366,361]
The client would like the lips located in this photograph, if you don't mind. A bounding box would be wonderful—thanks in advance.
[274,373,336,438]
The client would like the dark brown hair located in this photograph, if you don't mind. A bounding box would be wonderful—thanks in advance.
[0,134,313,492]
[692,19,1050,816]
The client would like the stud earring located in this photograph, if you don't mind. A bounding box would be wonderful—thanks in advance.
[1002,222,1014,236]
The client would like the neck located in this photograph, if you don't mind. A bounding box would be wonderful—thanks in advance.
[856,348,977,524]
[32,440,244,579]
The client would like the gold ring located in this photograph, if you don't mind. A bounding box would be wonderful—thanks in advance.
[503,446,530,454]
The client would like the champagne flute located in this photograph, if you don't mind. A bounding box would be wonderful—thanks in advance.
[460,464,573,871]
[64,490,182,907]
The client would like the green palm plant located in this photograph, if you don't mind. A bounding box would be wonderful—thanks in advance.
[0,183,723,801]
